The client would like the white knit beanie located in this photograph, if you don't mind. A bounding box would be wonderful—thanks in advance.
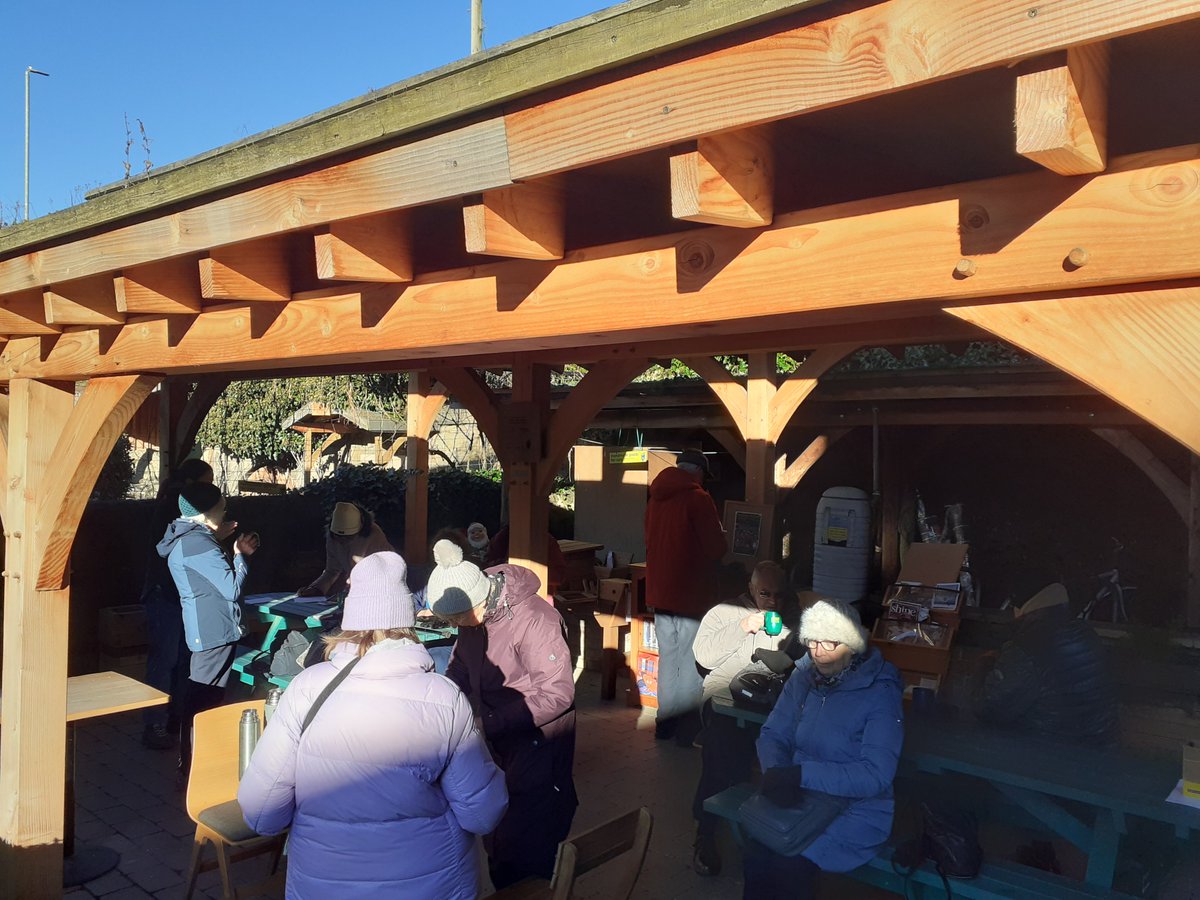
[341,552,415,630]
[799,599,868,654]
[427,539,490,617]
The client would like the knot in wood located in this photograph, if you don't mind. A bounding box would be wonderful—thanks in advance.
[677,240,716,276]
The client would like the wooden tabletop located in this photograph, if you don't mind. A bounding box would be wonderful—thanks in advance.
[558,539,604,555]
[0,672,168,724]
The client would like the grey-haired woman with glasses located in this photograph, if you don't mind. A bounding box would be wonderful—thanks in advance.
[748,598,904,899]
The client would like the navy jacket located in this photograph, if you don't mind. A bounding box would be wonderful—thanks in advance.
[157,519,248,651]
[758,648,904,871]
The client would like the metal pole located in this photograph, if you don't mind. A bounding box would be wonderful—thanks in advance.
[471,0,483,53]
[23,66,49,222]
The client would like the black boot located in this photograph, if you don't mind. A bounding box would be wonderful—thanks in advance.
[694,830,721,877]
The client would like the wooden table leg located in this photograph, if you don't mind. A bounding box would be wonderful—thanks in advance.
[599,624,620,700]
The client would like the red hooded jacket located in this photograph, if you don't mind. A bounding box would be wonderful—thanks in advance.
[644,467,728,617]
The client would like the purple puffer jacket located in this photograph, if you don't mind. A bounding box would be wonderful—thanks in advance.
[238,640,507,899]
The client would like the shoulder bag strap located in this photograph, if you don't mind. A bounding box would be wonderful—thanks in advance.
[300,655,361,735]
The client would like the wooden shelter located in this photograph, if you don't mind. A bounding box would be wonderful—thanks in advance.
[283,402,406,481]
[2,0,1200,889]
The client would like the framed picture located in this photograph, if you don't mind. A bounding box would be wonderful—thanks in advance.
[723,501,774,565]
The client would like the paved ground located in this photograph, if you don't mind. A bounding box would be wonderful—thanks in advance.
[64,671,891,899]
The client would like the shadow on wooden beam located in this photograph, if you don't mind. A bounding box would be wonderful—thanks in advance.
[675,229,759,294]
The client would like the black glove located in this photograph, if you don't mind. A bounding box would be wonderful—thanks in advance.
[751,648,794,675]
[760,765,805,808]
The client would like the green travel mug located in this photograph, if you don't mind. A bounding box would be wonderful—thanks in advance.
[763,610,783,636]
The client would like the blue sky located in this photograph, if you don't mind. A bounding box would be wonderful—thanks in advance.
[1,1,614,223]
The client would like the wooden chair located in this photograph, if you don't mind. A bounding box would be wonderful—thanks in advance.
[184,699,286,900]
[492,807,653,900]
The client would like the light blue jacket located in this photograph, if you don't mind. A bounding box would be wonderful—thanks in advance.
[757,648,904,872]
[157,519,247,651]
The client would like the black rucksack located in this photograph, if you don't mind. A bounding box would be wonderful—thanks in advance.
[892,801,983,898]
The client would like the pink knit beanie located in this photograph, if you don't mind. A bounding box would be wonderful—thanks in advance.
[341,552,415,630]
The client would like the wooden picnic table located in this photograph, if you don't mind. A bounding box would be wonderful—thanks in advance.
[0,672,167,887]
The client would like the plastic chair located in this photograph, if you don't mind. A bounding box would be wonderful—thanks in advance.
[492,807,653,900]
[183,699,285,900]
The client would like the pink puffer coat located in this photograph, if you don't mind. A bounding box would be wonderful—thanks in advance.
[238,640,507,899]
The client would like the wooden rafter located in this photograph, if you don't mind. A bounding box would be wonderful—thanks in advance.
[36,375,160,590]
[464,176,566,260]
[947,284,1200,453]
[115,258,204,314]
[1091,427,1189,523]
[200,236,291,302]
[1016,44,1110,176]
[0,291,59,335]
[43,277,124,327]
[670,126,773,227]
[7,141,1200,379]
[504,0,1200,179]
[315,210,413,283]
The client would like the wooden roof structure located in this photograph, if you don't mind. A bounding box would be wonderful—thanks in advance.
[2,0,1200,887]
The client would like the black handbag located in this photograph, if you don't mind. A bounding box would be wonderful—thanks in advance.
[738,789,850,857]
[892,800,982,898]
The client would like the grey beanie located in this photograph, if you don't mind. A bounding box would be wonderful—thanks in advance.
[427,539,490,617]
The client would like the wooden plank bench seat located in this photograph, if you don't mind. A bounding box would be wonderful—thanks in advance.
[703,784,1126,899]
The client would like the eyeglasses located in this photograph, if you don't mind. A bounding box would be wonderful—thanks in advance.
[756,589,783,599]
[805,639,843,652]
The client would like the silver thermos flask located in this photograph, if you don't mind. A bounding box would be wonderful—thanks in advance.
[238,709,261,778]
[264,688,283,726]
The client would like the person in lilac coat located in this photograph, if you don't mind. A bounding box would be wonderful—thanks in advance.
[238,551,508,899]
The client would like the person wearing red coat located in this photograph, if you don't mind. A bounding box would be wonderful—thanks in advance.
[644,450,728,742]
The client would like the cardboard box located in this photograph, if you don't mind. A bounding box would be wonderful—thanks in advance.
[892,543,969,625]
[869,618,956,679]
[1185,742,1200,799]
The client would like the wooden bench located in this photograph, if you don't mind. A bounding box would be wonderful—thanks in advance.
[703,784,1121,899]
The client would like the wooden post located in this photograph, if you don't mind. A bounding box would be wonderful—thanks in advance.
[506,359,551,594]
[745,353,776,506]
[404,373,448,566]
[302,430,313,487]
[0,379,76,893]
[1189,454,1200,630]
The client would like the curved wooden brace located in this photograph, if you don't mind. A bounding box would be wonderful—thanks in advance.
[173,375,233,467]
[430,367,502,456]
[687,355,747,435]
[778,429,850,492]
[36,374,160,590]
[537,357,650,494]
[707,426,747,472]
[1092,427,1189,523]
[768,344,859,443]
[414,383,449,440]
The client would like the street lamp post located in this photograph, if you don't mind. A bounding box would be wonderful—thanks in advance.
[471,0,483,54]
[24,65,50,221]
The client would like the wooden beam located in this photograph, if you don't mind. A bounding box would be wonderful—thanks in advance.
[405,372,443,566]
[43,276,125,327]
[768,343,857,443]
[0,379,74,893]
[1091,428,1189,524]
[200,237,291,302]
[947,284,1200,454]
[8,142,1200,380]
[744,352,777,505]
[707,426,747,471]
[670,126,773,227]
[429,367,502,454]
[315,210,412,283]
[504,0,1200,179]
[35,375,160,590]
[0,119,511,297]
[506,360,552,593]
[0,291,59,335]
[381,435,407,465]
[538,358,650,494]
[0,393,8,522]
[687,356,747,431]
[172,376,231,467]
[464,176,565,260]
[778,430,849,491]
[114,258,204,314]
[1016,44,1110,176]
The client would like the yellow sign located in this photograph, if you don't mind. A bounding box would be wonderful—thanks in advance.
[609,449,648,465]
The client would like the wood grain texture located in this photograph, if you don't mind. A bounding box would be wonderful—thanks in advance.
[947,285,1200,453]
[1091,427,1189,523]
[405,371,444,566]
[315,210,413,282]
[0,290,58,335]
[778,430,848,491]
[768,343,857,442]
[0,394,7,522]
[671,127,774,227]
[1016,43,1110,175]
[6,142,1200,379]
[35,375,160,590]
[505,0,1200,179]
[200,237,291,302]
[464,177,566,260]
[1189,455,1200,627]
[687,356,748,430]
[0,379,74,893]
[43,276,125,327]
[0,119,511,298]
[115,258,204,314]
[0,1,827,258]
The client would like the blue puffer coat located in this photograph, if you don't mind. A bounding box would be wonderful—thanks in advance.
[238,640,508,898]
[757,648,904,872]
[157,519,247,651]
